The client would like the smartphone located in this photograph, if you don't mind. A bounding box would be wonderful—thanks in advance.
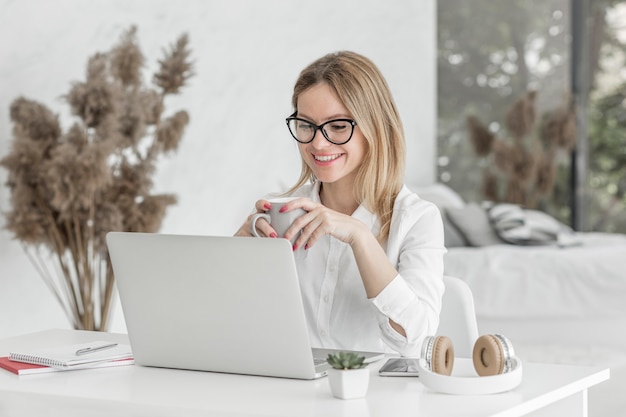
[378,358,420,377]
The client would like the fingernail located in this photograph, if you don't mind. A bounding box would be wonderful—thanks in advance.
[264,203,271,210]
[269,232,277,238]
[292,244,298,251]
[279,206,287,213]
[304,244,309,250]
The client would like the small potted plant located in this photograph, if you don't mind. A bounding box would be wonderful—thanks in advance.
[326,352,370,399]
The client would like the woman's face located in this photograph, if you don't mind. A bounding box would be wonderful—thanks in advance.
[295,83,367,187]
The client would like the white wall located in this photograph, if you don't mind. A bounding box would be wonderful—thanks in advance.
[0,0,436,338]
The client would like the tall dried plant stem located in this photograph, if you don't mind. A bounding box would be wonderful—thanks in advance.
[32,192,108,330]
[22,246,80,327]
[69,217,92,329]
[37,200,82,324]
[64,218,85,321]
[100,262,115,330]
[86,196,98,328]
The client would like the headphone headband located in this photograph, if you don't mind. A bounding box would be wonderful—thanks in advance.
[417,357,523,395]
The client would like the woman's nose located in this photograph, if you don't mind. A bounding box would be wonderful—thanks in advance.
[311,128,330,148]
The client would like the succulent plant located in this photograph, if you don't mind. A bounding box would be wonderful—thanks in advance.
[326,352,368,370]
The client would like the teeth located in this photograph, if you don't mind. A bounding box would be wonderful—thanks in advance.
[315,154,340,162]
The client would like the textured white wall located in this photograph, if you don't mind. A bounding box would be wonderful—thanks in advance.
[0,0,436,337]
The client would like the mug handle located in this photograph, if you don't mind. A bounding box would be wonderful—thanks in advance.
[250,213,271,237]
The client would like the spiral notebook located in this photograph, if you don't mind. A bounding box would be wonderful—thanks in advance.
[0,355,134,375]
[8,341,133,371]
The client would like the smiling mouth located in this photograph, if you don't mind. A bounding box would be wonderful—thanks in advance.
[314,154,342,162]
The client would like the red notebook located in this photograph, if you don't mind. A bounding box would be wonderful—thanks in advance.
[0,356,134,375]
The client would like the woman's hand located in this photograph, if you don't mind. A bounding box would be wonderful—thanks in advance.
[235,197,364,247]
[281,198,367,250]
[234,199,277,238]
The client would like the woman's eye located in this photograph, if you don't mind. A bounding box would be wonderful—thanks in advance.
[298,122,314,131]
[329,122,348,132]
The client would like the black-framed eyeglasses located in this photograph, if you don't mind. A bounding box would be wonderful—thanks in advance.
[285,112,357,145]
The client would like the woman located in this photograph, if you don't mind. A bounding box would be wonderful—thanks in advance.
[236,51,445,356]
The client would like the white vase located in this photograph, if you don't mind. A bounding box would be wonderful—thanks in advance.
[328,367,370,399]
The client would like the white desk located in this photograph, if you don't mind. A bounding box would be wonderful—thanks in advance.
[0,329,609,417]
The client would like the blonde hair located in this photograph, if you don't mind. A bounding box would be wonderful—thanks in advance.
[287,51,405,241]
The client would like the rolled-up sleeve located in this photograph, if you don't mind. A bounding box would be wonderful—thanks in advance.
[370,188,446,356]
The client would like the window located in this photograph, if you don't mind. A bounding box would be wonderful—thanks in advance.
[437,0,626,233]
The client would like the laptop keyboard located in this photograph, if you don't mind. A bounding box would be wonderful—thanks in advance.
[313,357,326,366]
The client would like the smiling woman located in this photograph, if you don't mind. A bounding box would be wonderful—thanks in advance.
[235,51,446,357]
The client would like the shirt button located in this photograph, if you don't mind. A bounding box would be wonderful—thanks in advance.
[320,330,327,337]
[323,295,329,303]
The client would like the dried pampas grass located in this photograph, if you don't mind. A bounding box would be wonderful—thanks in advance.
[0,26,194,331]
[466,91,576,208]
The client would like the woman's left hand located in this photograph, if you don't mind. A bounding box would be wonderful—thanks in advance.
[282,198,368,250]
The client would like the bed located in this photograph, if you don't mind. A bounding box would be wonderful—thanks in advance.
[411,183,626,417]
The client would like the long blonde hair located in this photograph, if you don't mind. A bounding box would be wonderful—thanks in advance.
[287,51,405,242]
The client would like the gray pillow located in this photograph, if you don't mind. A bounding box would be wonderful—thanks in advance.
[445,203,504,247]
[441,210,468,247]
[412,184,468,248]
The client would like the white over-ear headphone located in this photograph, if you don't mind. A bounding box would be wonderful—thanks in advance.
[417,334,523,395]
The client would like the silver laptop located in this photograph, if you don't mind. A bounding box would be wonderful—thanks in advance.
[106,232,384,379]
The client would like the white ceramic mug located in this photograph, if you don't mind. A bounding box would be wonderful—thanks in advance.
[250,197,305,242]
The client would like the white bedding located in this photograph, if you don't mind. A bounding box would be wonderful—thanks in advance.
[444,232,626,320]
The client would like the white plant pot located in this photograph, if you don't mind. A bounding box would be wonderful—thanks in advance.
[328,367,370,399]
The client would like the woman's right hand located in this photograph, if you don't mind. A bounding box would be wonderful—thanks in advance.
[234,199,277,238]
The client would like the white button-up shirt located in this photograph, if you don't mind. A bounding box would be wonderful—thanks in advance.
[288,182,445,357]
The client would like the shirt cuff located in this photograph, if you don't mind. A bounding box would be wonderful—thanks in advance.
[371,274,417,318]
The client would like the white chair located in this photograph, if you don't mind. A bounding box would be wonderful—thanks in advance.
[436,276,479,358]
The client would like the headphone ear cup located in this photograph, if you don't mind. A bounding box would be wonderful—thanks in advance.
[431,336,455,376]
[473,334,505,376]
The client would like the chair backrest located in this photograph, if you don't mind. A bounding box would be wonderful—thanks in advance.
[437,276,479,358]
